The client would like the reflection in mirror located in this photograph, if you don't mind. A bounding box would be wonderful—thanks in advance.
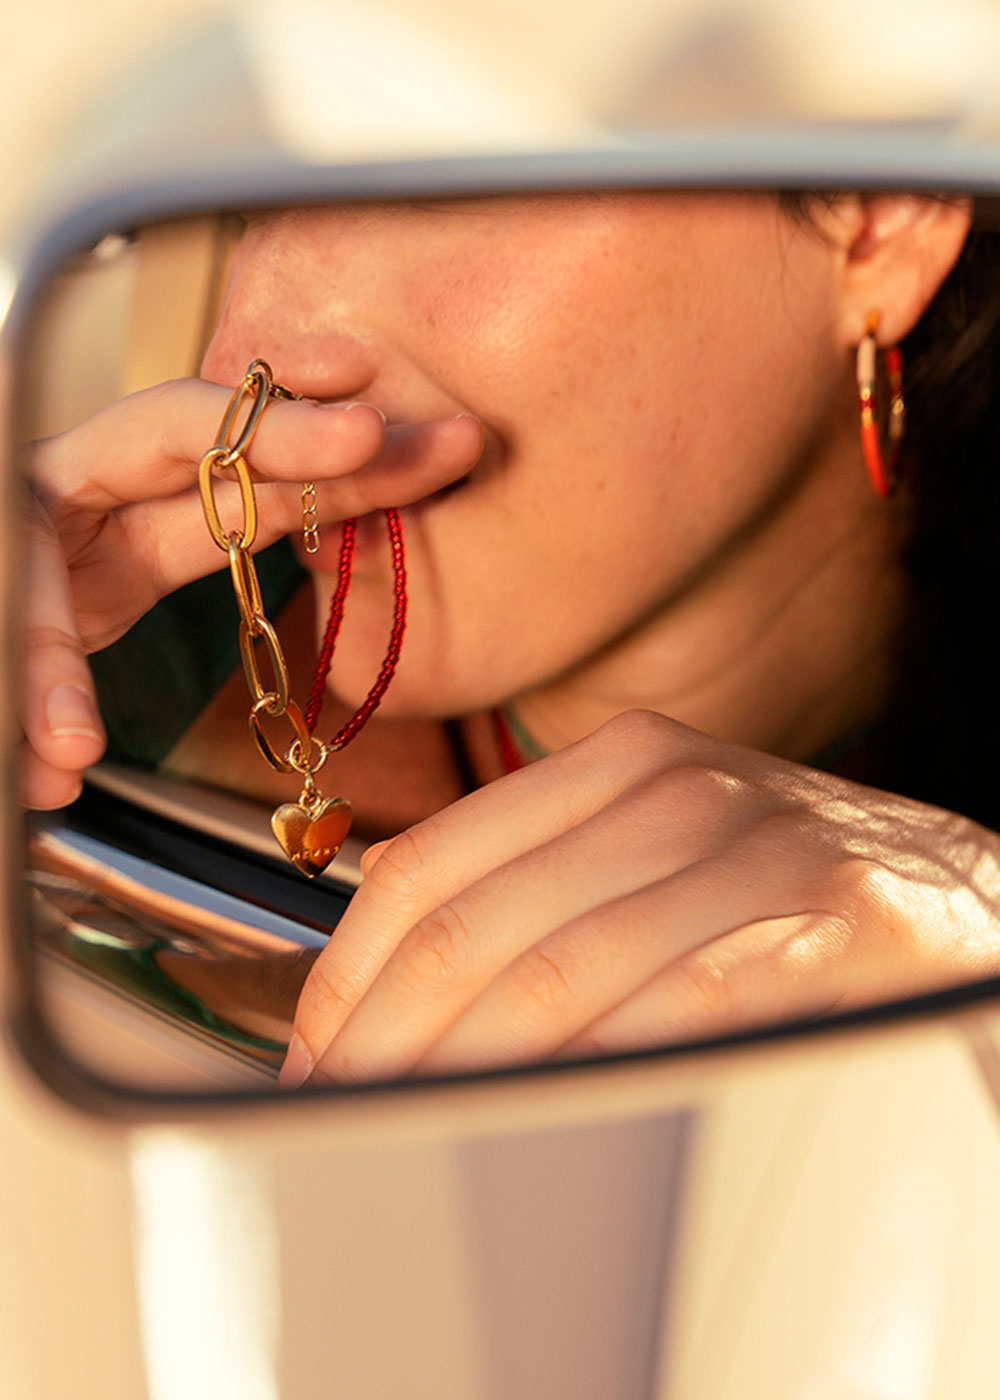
[16,192,1000,1097]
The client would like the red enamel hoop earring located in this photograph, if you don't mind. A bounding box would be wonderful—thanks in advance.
[856,311,904,498]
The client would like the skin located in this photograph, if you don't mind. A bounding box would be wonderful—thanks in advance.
[20,189,1000,1087]
[203,195,899,741]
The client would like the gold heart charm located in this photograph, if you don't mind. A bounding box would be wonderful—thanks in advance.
[271,797,353,878]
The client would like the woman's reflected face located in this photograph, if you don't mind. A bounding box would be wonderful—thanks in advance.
[202,193,855,721]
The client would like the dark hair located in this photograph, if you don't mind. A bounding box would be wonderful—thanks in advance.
[780,193,1000,825]
[876,206,1000,828]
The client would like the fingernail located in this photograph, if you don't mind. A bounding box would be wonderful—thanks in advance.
[360,840,389,878]
[30,780,84,812]
[279,1031,315,1089]
[46,684,102,741]
[328,400,386,423]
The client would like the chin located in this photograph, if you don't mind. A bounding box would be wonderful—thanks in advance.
[317,588,536,722]
[323,648,505,725]
[325,671,457,724]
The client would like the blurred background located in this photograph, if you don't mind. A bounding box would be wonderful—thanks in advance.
[2,0,212,230]
[6,0,1000,242]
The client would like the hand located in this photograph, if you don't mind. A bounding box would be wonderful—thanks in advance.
[19,378,482,809]
[281,709,1000,1086]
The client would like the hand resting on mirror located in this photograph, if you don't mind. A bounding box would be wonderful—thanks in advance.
[281,708,1000,1086]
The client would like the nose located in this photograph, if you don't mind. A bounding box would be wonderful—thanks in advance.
[200,225,380,402]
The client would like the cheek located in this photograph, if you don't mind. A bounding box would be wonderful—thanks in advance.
[394,216,642,423]
[317,205,844,711]
[423,209,827,517]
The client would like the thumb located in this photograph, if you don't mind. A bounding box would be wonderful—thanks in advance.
[19,495,106,809]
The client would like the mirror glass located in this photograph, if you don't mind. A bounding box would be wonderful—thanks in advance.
[16,190,1000,1097]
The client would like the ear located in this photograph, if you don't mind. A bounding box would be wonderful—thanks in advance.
[808,194,972,347]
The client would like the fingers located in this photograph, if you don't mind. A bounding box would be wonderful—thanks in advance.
[18,374,483,808]
[281,714,689,1082]
[19,499,106,809]
[413,839,832,1076]
[62,414,484,633]
[142,416,484,559]
[32,377,482,623]
[313,806,823,1083]
[557,912,853,1060]
[17,740,93,810]
[305,771,766,1084]
[277,707,1000,1088]
[305,414,484,517]
[282,713,790,1085]
[32,378,482,517]
[32,381,379,512]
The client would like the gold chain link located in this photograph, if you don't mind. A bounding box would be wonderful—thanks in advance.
[227,533,265,634]
[249,694,313,774]
[198,363,328,775]
[301,481,320,553]
[238,616,290,716]
[198,445,258,550]
[216,361,272,464]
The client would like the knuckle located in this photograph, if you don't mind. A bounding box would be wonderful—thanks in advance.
[128,518,171,603]
[824,855,897,922]
[698,809,825,889]
[562,1028,608,1060]
[22,622,84,661]
[663,952,739,1033]
[360,826,431,907]
[804,856,920,962]
[271,946,320,1003]
[592,707,673,755]
[328,475,368,518]
[507,944,577,1019]
[24,484,58,529]
[303,955,365,1023]
[18,745,84,811]
[629,763,762,840]
[779,913,858,978]
[396,903,474,992]
[154,380,202,464]
[660,761,754,806]
[742,806,818,858]
[315,1047,367,1087]
[586,712,758,807]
